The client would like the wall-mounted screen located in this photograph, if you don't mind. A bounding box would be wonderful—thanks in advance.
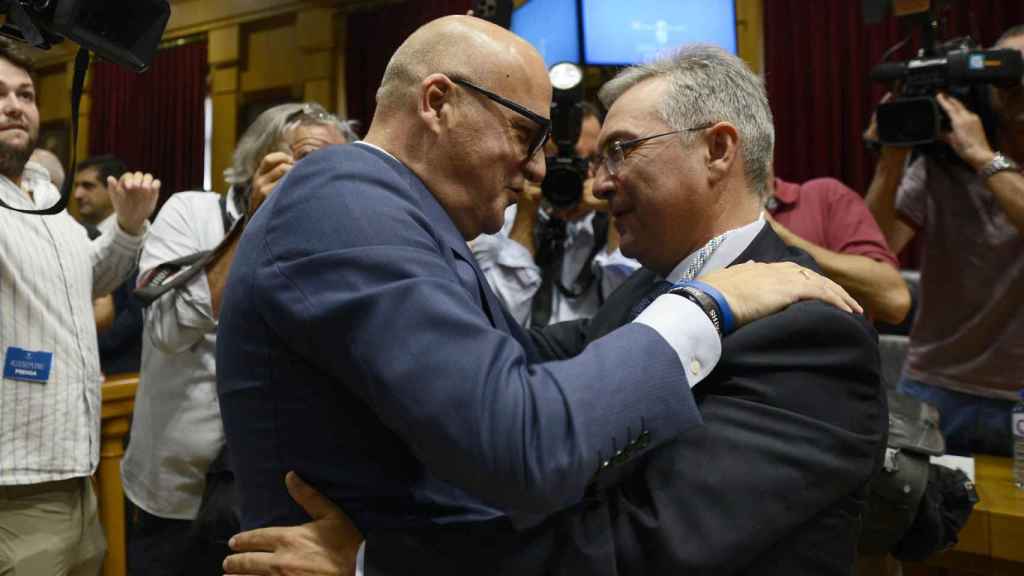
[510,0,581,69]
[582,0,737,66]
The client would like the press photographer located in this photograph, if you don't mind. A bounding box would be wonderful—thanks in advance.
[865,22,1024,457]
[471,65,640,327]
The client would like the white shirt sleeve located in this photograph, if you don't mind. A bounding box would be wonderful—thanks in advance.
[90,219,147,298]
[139,195,218,354]
[632,294,721,386]
[593,246,641,299]
[470,231,542,327]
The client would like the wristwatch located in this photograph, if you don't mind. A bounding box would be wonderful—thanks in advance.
[978,152,1020,180]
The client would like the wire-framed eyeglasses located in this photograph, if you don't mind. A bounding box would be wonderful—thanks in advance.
[594,124,713,176]
[285,105,338,126]
[451,77,551,161]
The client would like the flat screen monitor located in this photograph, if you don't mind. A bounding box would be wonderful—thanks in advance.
[510,0,581,69]
[582,0,737,66]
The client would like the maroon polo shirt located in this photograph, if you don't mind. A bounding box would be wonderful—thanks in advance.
[770,177,899,268]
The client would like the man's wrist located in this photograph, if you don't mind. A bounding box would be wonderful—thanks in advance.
[976,151,1018,179]
[117,217,146,237]
[669,285,723,337]
[670,280,735,336]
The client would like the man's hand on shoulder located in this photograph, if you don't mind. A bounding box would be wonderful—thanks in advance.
[223,472,363,576]
[698,261,862,330]
[110,171,160,236]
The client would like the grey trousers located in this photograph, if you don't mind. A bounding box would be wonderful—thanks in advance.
[0,477,107,576]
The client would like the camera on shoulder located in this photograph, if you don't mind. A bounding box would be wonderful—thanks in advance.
[866,0,1022,151]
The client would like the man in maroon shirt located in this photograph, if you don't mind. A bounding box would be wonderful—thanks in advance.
[766,176,910,324]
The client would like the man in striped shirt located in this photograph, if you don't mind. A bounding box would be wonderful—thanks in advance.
[0,39,159,575]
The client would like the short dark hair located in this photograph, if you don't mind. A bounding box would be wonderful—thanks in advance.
[997,25,1024,46]
[0,37,36,81]
[77,154,127,183]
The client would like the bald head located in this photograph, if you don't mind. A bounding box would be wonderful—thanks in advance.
[376,15,547,114]
[364,15,552,240]
[30,148,65,189]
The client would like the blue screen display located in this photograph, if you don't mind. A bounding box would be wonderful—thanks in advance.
[582,0,736,66]
[510,0,581,69]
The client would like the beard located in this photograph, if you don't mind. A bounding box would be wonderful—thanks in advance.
[0,132,35,182]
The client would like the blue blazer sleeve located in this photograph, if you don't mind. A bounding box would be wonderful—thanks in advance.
[247,145,701,515]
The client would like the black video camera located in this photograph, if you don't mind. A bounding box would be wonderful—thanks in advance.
[871,37,1022,148]
[0,0,170,215]
[542,62,590,209]
[0,0,170,72]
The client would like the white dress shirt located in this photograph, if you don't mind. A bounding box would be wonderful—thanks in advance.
[635,217,766,384]
[0,162,145,485]
[471,204,641,326]
[121,189,241,519]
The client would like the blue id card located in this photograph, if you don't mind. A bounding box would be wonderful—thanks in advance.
[3,347,53,383]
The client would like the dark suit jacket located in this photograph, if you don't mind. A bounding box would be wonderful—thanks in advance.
[215,144,703,535]
[367,226,886,576]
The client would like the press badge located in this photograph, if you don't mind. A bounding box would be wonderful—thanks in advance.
[3,347,53,383]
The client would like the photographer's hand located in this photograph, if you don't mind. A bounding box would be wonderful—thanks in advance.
[250,151,295,216]
[552,177,608,221]
[508,181,542,256]
[936,92,995,170]
[864,94,915,256]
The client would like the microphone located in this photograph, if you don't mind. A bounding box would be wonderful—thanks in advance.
[870,61,908,83]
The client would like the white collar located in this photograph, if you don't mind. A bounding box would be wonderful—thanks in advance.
[665,215,765,283]
[355,141,400,163]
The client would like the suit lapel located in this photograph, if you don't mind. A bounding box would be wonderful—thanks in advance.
[583,268,664,342]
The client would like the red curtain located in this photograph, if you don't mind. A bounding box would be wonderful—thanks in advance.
[345,0,474,129]
[764,0,1024,194]
[88,41,207,210]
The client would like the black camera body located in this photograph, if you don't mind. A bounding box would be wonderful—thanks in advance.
[542,63,589,209]
[0,0,170,72]
[872,38,1023,148]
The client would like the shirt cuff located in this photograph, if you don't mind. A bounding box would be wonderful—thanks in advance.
[632,294,722,386]
[108,219,149,253]
[356,540,365,576]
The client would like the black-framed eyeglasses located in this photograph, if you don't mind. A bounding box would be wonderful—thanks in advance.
[451,77,551,161]
[594,124,713,176]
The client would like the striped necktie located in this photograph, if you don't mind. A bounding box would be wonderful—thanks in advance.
[627,232,728,320]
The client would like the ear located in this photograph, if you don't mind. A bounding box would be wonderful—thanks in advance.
[418,73,455,135]
[704,122,739,186]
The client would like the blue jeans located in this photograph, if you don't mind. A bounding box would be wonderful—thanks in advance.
[899,378,1014,457]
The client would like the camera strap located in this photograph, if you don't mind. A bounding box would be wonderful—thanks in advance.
[134,193,243,306]
[554,211,609,303]
[0,47,90,215]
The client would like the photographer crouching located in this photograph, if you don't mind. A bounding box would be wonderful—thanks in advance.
[865,24,1024,457]
[472,97,640,327]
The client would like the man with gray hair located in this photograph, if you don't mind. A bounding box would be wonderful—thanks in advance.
[122,101,353,576]
[221,25,881,576]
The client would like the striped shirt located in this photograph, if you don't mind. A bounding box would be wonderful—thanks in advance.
[0,162,145,485]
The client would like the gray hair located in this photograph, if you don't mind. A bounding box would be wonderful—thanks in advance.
[224,102,308,187]
[224,101,358,188]
[598,45,774,198]
[283,107,360,144]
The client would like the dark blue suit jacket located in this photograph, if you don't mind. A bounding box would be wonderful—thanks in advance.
[362,226,886,576]
[216,144,702,534]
